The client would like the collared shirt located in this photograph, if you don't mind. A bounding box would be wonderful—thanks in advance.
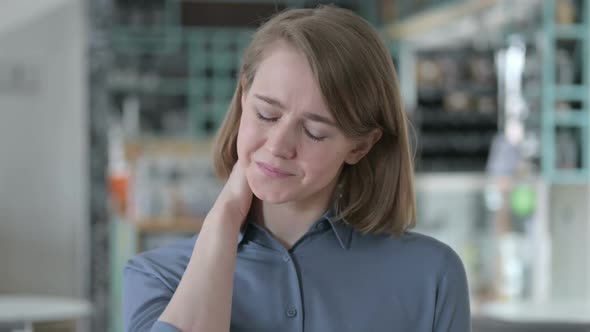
[123,209,471,332]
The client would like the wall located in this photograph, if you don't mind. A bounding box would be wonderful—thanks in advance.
[0,0,88,298]
[0,0,69,36]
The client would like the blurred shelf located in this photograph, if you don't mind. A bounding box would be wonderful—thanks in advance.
[419,109,497,128]
[386,0,496,39]
[419,134,493,153]
[418,84,497,96]
[555,24,588,40]
[415,172,488,191]
[111,27,183,54]
[107,76,189,95]
[478,300,590,324]
[555,85,588,101]
[124,137,214,163]
[541,0,590,184]
[108,24,247,137]
[554,110,589,127]
[133,217,204,233]
[416,157,489,173]
[548,170,589,185]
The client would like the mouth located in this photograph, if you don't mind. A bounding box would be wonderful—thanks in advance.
[256,162,294,178]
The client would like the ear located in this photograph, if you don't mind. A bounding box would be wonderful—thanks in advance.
[345,129,382,165]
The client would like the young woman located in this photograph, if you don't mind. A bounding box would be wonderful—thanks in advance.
[123,5,471,332]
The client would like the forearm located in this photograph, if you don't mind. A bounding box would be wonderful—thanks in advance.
[159,206,241,332]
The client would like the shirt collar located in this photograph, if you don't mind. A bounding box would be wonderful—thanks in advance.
[326,210,354,250]
[237,207,354,250]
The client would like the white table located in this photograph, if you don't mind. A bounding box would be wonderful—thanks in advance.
[478,300,590,325]
[0,295,92,332]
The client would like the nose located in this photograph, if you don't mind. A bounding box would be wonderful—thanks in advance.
[266,121,297,160]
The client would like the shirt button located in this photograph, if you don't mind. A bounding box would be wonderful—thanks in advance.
[286,307,298,318]
[282,254,291,262]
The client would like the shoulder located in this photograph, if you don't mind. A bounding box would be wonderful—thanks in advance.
[357,230,466,280]
[398,231,467,284]
[124,235,197,291]
[399,231,463,265]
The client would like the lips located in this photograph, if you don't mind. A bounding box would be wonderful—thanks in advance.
[256,162,294,178]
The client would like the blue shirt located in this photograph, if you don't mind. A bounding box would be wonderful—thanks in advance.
[123,210,471,332]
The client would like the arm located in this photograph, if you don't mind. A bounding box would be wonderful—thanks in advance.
[123,162,252,332]
[159,162,252,332]
[433,249,472,332]
[157,207,243,332]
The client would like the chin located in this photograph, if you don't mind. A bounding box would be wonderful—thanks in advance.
[251,184,296,204]
[246,164,297,203]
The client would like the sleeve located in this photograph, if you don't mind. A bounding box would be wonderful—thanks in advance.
[151,321,183,332]
[433,248,472,332]
[122,264,182,332]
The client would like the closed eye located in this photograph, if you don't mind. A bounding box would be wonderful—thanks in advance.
[256,110,326,142]
[256,111,278,122]
[304,128,324,142]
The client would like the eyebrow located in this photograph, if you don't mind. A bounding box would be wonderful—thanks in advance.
[254,93,337,126]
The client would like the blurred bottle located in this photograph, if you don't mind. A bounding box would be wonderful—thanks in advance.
[556,0,576,24]
[107,125,129,216]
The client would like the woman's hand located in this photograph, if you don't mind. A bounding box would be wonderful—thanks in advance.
[211,160,253,227]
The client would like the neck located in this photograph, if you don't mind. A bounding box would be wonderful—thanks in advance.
[252,187,336,249]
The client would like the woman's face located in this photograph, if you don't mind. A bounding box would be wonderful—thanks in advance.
[237,41,363,205]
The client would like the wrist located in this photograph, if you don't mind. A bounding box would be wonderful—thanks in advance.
[208,201,248,230]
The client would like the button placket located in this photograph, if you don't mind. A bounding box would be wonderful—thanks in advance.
[277,250,303,330]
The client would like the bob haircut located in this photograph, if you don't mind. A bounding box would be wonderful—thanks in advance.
[213,5,416,237]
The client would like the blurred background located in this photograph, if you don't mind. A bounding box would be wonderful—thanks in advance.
[0,0,589,331]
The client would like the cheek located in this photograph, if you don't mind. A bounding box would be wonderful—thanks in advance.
[236,113,261,162]
[303,148,347,179]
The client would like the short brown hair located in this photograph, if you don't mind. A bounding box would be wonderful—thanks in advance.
[213,5,416,236]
